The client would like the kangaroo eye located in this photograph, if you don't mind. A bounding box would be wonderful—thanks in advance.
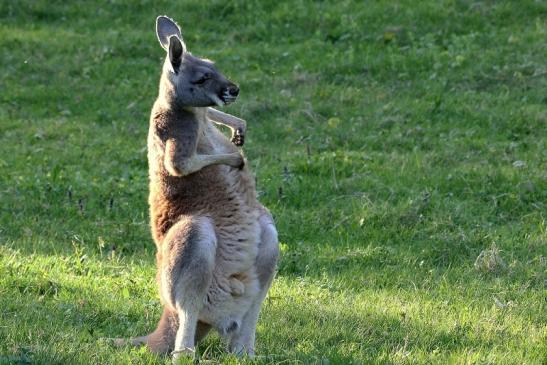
[194,73,210,84]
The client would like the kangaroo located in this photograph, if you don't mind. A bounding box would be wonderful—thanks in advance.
[120,16,279,360]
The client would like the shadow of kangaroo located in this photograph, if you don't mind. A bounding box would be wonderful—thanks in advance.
[123,16,279,360]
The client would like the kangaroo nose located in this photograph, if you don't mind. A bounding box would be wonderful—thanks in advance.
[228,85,239,97]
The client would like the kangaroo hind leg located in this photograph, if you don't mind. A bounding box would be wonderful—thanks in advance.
[160,216,217,360]
[229,210,279,357]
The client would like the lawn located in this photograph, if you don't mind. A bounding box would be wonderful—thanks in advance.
[0,0,546,364]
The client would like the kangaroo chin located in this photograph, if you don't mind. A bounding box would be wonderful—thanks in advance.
[114,16,279,361]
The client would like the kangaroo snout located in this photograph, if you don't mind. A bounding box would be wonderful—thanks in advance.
[221,83,239,105]
[228,85,239,97]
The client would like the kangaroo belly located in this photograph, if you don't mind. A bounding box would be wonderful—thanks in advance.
[198,213,261,334]
[199,269,261,335]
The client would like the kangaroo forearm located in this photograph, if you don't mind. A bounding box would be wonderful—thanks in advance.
[192,153,243,171]
[164,154,184,176]
[207,108,246,146]
[207,108,246,132]
[165,153,243,176]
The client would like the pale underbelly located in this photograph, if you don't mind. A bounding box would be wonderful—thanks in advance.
[199,263,261,334]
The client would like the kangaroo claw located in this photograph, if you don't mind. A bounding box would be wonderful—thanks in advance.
[231,129,245,146]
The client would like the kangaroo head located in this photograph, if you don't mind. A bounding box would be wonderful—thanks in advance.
[156,16,239,107]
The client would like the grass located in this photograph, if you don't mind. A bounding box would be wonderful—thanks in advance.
[0,0,545,363]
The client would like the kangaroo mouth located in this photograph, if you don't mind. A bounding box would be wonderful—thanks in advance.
[208,91,237,107]
[220,90,237,105]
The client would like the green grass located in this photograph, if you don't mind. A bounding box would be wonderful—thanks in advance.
[1,0,546,364]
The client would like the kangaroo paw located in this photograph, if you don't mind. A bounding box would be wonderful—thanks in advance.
[231,129,245,146]
[229,277,245,296]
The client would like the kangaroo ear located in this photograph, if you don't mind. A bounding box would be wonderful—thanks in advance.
[168,35,184,73]
[156,15,183,51]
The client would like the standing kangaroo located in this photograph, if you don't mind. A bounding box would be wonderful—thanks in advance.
[123,16,279,360]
